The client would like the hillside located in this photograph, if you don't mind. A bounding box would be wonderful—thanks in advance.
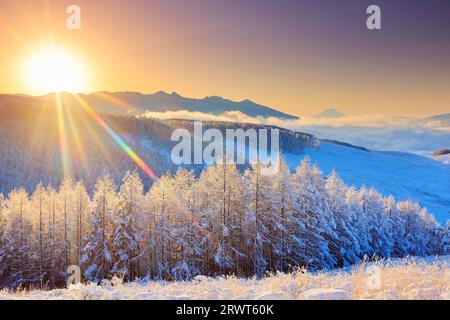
[0,101,311,194]
[285,142,450,224]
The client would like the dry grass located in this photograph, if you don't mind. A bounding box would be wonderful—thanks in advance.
[1,256,448,300]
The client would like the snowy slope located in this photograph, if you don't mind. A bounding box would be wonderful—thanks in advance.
[285,141,450,224]
[1,256,448,300]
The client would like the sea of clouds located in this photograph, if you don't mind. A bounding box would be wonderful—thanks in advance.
[140,111,450,158]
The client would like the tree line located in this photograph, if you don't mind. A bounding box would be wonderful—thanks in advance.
[0,158,448,289]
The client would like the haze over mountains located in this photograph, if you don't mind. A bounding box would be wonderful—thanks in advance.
[33,91,299,120]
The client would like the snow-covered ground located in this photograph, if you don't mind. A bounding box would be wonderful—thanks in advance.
[1,256,448,300]
[285,141,450,224]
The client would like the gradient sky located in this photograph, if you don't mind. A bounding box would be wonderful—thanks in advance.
[1,0,449,116]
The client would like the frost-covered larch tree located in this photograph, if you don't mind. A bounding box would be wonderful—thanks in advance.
[291,158,336,269]
[325,171,359,266]
[270,159,298,272]
[168,168,204,279]
[82,174,117,282]
[112,171,145,281]
[197,163,241,275]
[243,162,275,278]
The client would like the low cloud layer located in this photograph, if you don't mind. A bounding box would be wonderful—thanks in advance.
[141,110,450,157]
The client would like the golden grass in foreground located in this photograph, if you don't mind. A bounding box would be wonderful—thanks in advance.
[1,256,448,300]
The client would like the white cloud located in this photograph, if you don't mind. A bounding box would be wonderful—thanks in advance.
[140,110,450,157]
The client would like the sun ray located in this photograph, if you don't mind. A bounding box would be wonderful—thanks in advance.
[0,15,26,45]
[73,94,158,180]
[55,93,71,179]
[71,94,202,223]
[93,92,135,112]
[76,107,119,169]
[64,103,88,169]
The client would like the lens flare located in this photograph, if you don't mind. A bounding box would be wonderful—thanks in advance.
[73,94,158,180]
[71,94,207,225]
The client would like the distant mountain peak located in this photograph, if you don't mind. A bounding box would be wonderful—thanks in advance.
[154,90,170,96]
[1,90,299,120]
[315,108,344,119]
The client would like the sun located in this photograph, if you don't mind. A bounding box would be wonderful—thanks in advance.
[23,47,89,95]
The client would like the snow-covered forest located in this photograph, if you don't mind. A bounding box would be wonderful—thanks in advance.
[0,158,448,290]
[0,102,316,195]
